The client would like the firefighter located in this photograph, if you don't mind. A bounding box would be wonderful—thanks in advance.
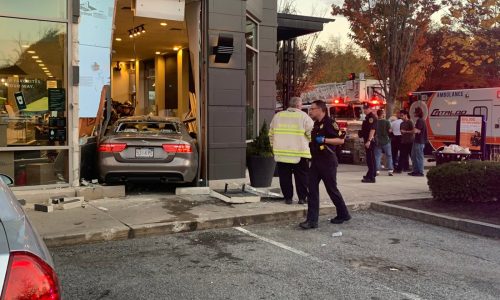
[269,97,314,205]
[300,100,350,230]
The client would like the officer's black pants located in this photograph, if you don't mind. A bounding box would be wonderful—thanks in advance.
[398,143,412,171]
[307,154,349,224]
[277,158,309,201]
[365,142,376,180]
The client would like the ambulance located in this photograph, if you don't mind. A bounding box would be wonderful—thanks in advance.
[408,87,500,160]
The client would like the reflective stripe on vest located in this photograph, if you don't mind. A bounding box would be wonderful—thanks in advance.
[275,157,299,163]
[274,149,311,158]
[272,128,306,135]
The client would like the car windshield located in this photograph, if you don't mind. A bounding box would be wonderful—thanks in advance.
[114,121,180,134]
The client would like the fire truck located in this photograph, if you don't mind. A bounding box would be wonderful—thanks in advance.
[301,79,385,128]
[408,87,500,160]
[299,79,386,162]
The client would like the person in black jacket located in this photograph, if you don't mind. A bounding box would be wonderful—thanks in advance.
[360,103,377,183]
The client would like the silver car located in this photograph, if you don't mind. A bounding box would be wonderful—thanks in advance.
[98,116,199,184]
[0,174,61,299]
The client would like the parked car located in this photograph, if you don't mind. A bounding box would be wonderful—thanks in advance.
[97,116,199,184]
[0,174,61,299]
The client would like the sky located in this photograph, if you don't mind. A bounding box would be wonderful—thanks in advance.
[293,0,351,48]
[292,0,446,50]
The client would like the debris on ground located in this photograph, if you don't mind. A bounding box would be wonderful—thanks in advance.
[332,231,342,237]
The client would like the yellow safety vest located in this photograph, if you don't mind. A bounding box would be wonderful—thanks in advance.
[269,108,313,164]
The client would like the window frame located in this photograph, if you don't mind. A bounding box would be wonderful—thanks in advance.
[0,0,68,23]
[0,2,73,189]
[245,13,260,141]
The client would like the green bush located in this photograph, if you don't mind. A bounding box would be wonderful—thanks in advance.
[247,121,273,158]
[427,161,500,202]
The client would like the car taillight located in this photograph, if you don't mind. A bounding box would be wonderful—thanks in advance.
[162,143,192,153]
[98,143,127,152]
[1,251,61,300]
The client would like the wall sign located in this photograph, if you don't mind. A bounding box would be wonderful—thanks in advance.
[14,92,26,110]
[48,88,66,111]
[456,115,486,156]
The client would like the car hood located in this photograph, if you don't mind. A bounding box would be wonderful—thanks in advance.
[0,182,54,268]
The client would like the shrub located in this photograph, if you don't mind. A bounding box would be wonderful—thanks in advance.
[247,121,273,158]
[427,161,500,202]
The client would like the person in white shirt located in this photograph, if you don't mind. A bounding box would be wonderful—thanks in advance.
[390,115,403,171]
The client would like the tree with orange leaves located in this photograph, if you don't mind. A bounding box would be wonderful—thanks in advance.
[440,0,499,85]
[332,0,443,116]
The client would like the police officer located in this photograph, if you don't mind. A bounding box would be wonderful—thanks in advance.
[300,100,351,230]
[360,103,377,183]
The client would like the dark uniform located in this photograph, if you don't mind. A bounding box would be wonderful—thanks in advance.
[307,116,350,225]
[361,110,378,181]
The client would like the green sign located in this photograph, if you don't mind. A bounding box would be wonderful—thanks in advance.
[48,88,66,111]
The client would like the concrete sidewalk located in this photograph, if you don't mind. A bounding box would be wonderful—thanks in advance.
[26,165,432,247]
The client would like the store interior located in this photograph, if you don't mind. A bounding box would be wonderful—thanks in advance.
[0,17,68,186]
[0,1,202,187]
[110,0,199,134]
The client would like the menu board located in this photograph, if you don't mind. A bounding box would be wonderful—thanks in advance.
[48,88,66,111]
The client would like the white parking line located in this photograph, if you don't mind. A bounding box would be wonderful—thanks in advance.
[234,226,323,263]
[233,226,424,300]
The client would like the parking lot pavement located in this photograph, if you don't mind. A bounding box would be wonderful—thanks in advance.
[52,210,500,300]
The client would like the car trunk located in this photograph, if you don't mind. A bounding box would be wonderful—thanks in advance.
[102,134,185,163]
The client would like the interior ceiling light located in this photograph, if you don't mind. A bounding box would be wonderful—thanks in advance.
[115,37,122,41]
[173,46,180,51]
[160,22,167,26]
[22,44,30,48]
[36,60,42,63]
[42,67,48,70]
[155,51,161,55]
[128,24,146,38]
[31,56,39,59]
[39,64,45,66]
[28,51,36,54]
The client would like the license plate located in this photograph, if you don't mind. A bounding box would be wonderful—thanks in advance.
[135,148,154,158]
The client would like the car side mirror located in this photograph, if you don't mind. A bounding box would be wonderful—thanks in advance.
[189,132,197,139]
[0,174,14,186]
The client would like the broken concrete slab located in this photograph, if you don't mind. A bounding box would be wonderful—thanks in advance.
[58,197,84,210]
[210,190,260,204]
[76,186,104,201]
[34,203,54,213]
[175,187,210,195]
[15,188,76,205]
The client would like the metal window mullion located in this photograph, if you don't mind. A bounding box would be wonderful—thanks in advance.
[67,0,76,186]
[0,146,70,152]
[0,14,68,24]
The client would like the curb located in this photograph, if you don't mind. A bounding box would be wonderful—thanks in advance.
[371,202,500,239]
[44,202,371,248]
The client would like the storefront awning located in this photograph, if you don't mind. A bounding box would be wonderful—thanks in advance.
[277,13,334,41]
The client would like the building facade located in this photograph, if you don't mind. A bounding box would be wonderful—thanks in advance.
[0,0,278,189]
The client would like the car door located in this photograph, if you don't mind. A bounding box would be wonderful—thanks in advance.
[0,221,10,296]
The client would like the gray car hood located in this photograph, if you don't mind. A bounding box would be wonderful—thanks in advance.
[0,182,54,267]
